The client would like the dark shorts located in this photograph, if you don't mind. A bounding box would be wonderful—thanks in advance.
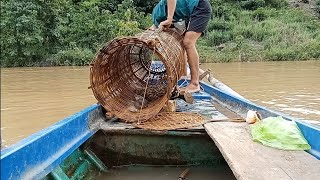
[187,0,212,33]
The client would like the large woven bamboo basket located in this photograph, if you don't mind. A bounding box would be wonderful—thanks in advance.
[90,29,187,122]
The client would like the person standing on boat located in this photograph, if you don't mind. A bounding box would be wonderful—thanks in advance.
[150,0,212,93]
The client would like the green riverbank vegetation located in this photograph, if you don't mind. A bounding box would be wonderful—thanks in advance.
[1,0,320,67]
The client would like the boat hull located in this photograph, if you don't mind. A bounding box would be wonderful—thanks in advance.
[88,129,225,167]
[1,80,319,179]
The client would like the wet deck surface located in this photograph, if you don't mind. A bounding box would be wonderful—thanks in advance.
[176,98,228,121]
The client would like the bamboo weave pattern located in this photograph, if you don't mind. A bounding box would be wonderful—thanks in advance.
[90,29,187,122]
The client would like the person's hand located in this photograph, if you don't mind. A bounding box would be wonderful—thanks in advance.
[159,18,173,28]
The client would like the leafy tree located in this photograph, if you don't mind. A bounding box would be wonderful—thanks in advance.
[1,0,44,67]
[316,0,320,17]
[0,0,318,67]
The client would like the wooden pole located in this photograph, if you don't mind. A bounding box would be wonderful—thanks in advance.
[199,68,246,100]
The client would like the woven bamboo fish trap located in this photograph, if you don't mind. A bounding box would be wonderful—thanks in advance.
[90,29,187,123]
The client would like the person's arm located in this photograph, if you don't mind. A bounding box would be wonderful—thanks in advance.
[159,0,177,28]
[167,0,176,21]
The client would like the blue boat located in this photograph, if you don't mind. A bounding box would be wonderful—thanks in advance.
[1,78,320,180]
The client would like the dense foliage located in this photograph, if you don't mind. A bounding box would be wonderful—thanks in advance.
[316,0,320,15]
[200,0,320,62]
[1,0,153,67]
[1,0,319,67]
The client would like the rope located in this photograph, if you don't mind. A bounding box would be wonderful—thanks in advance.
[138,47,156,124]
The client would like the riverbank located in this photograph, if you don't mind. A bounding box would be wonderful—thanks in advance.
[1,0,319,67]
[199,0,320,62]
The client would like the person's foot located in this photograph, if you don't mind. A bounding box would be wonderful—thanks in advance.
[179,83,200,93]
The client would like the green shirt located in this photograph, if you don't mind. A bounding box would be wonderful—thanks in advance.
[152,0,200,27]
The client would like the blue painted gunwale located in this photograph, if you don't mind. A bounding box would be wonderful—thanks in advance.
[1,81,319,180]
[1,104,100,180]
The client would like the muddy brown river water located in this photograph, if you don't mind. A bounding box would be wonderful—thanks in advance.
[1,60,319,147]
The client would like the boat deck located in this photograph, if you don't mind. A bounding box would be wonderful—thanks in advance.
[100,91,238,131]
[205,122,320,180]
[99,90,320,180]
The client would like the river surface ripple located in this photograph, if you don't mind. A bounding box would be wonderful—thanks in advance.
[1,60,319,146]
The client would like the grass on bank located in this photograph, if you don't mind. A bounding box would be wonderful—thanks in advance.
[199,3,320,62]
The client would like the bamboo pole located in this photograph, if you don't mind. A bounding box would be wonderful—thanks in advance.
[199,68,246,100]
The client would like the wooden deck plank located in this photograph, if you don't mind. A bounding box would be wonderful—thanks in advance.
[204,122,320,180]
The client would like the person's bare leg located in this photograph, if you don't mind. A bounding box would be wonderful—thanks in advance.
[183,31,202,92]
